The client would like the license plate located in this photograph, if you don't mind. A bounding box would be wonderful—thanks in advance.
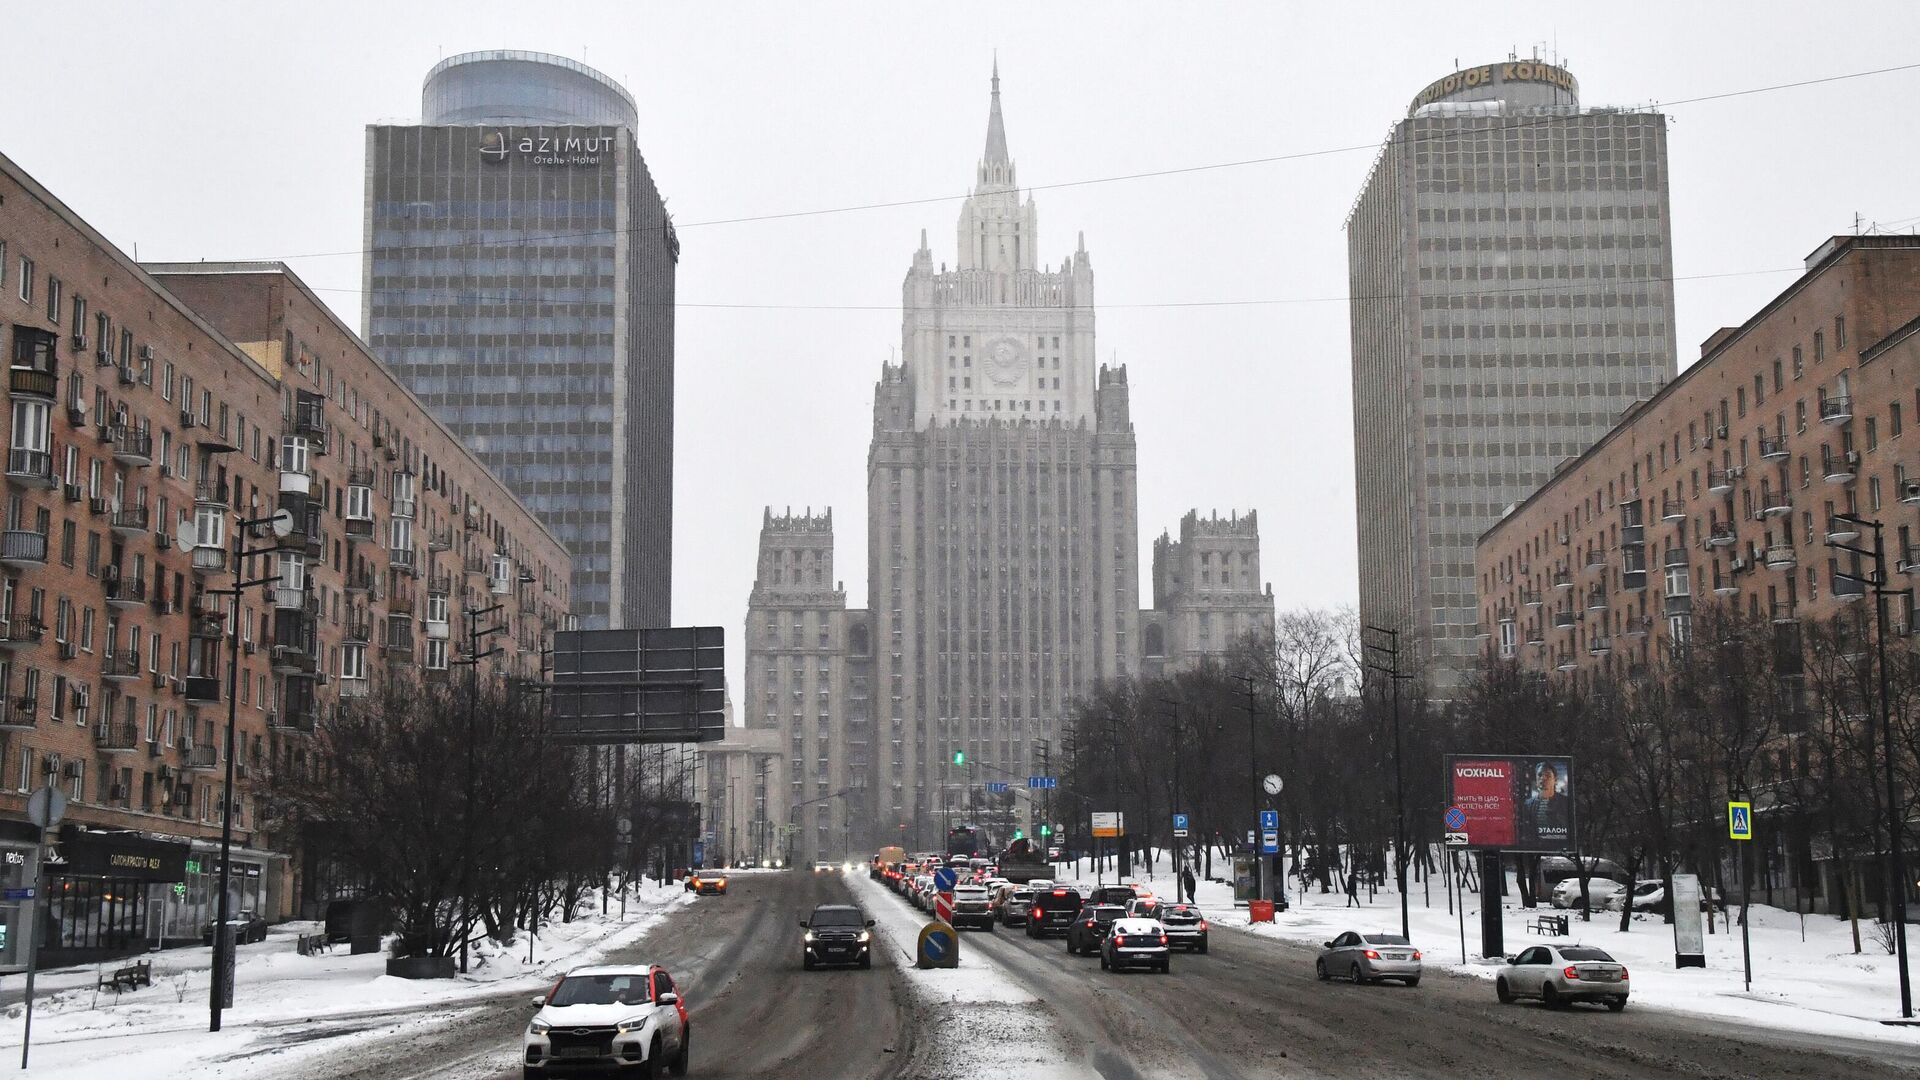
[558,1047,601,1058]
[1384,952,1408,960]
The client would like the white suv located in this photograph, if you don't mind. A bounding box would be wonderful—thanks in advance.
[524,964,690,1078]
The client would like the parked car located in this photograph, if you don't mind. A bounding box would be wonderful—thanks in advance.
[524,963,689,1077]
[1066,904,1128,955]
[1550,876,1627,910]
[800,904,875,970]
[1315,931,1422,986]
[202,910,268,945]
[1100,917,1171,973]
[1604,880,1724,914]
[1496,944,1629,1011]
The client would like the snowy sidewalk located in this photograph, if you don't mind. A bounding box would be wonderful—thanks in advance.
[0,884,695,1078]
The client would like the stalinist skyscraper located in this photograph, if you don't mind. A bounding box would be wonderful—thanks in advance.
[870,63,1139,837]
[732,67,1271,864]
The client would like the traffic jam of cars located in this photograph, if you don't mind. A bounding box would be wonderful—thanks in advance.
[859,844,1634,1012]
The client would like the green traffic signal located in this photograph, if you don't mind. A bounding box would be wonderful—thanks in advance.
[1013,830,1023,840]
[1039,824,1051,836]
[952,751,965,765]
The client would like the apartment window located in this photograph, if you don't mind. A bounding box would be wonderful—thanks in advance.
[1772,360,1783,392]
[1894,403,1905,438]
[1792,347,1804,379]
[16,257,32,304]
[1867,418,1879,452]
[1795,401,1807,432]
[45,277,61,324]
[1814,330,1825,362]
[341,643,366,681]
[1835,315,1847,349]
[1870,477,1883,512]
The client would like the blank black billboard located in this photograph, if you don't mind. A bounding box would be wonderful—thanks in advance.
[550,626,725,744]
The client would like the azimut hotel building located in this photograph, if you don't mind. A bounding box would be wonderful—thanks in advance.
[1348,61,1678,690]
[365,51,677,630]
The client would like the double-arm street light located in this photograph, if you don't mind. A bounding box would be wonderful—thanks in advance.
[186,504,296,1033]
[1826,512,1913,1019]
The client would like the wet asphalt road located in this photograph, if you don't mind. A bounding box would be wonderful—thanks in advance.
[259,871,1920,1079]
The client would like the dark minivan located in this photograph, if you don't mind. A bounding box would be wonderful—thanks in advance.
[1024,886,1084,938]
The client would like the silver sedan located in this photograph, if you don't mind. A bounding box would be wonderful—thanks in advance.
[1496,944,1630,1011]
[1315,931,1422,986]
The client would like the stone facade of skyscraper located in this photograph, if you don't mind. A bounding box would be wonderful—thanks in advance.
[1347,60,1679,691]
[363,50,675,631]
[746,70,1273,863]
[1141,510,1275,676]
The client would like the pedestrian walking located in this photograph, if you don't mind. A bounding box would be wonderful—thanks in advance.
[1180,866,1197,904]
[1344,867,1361,908]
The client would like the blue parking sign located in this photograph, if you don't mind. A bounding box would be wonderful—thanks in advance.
[1172,813,1189,830]
[1259,810,1279,831]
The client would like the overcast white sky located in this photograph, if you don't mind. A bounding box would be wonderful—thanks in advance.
[8,1,1920,692]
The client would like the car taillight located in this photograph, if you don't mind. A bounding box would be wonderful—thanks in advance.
[1364,949,1380,960]
[1032,907,1043,920]
[1053,889,1068,896]
[1197,920,1209,930]
[1563,966,1581,980]
[1085,919,1095,927]
[1411,950,1422,960]
[1619,967,1629,980]
[1113,935,1127,947]
[1159,935,1169,946]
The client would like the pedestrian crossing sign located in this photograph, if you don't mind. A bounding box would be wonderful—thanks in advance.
[1728,801,1753,841]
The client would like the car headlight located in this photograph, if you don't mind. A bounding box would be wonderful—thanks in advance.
[530,1019,551,1035]
[616,1015,650,1034]
[857,930,871,943]
[805,931,816,942]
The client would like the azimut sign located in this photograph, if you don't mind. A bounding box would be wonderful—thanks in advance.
[478,130,614,167]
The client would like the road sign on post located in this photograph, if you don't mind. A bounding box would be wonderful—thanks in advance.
[986,781,1009,794]
[1728,801,1753,841]
[1172,813,1190,839]
[917,921,959,968]
[1091,812,1123,837]
[1027,776,1057,789]
[1258,810,1279,855]
[932,866,958,893]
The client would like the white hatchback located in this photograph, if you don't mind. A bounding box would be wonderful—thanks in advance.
[525,965,690,1078]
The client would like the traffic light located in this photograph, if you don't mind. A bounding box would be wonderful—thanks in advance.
[952,751,965,765]
[1039,824,1051,837]
[1012,829,1023,840]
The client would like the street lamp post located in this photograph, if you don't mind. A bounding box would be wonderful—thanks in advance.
[1827,512,1913,1018]
[1363,624,1412,942]
[196,505,295,1033]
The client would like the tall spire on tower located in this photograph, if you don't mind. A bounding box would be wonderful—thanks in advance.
[983,56,1010,168]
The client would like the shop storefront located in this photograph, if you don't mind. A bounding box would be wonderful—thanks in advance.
[0,822,40,973]
[153,846,273,946]
[42,829,188,967]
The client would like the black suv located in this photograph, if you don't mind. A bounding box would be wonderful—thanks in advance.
[1066,904,1128,955]
[1024,886,1084,938]
[800,904,875,970]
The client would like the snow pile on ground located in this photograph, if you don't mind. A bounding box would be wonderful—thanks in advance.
[0,883,694,1079]
[849,873,1090,1079]
[1047,849,1919,1042]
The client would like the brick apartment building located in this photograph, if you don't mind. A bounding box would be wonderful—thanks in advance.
[0,150,568,967]
[1476,234,1920,681]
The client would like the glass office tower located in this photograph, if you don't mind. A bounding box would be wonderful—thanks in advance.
[364,50,675,629]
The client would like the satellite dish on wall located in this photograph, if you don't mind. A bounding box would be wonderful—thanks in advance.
[173,520,198,554]
[268,508,295,539]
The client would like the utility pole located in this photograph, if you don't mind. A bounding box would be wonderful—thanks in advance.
[456,602,506,975]
[1364,624,1412,942]
[1828,512,1913,1018]
[1230,673,1266,902]
[1158,695,1183,881]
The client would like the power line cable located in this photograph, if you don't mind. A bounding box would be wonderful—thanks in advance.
[252,59,1920,264]
[301,264,1805,312]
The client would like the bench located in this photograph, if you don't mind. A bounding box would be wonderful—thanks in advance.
[296,932,333,956]
[1526,914,1570,937]
[98,959,152,992]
